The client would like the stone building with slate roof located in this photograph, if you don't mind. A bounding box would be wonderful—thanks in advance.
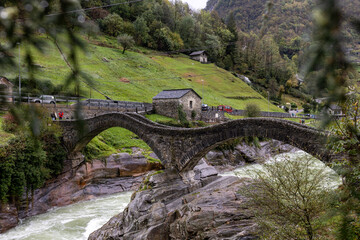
[328,104,343,116]
[0,76,13,102]
[153,89,202,120]
[189,50,208,63]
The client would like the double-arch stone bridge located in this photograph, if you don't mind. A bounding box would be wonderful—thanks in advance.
[58,113,335,172]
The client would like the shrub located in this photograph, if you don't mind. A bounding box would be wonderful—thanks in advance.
[191,110,197,120]
[238,154,334,240]
[117,34,135,54]
[2,113,18,133]
[302,103,311,113]
[178,105,190,127]
[100,13,123,37]
[245,103,261,117]
[291,102,298,110]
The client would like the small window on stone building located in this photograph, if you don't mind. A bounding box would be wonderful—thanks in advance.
[189,101,193,109]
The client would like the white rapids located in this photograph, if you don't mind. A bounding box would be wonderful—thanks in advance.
[0,191,132,240]
[221,150,342,189]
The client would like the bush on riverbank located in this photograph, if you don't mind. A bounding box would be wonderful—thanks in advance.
[238,154,337,239]
[0,106,66,204]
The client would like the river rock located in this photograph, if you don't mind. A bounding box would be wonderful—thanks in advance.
[206,140,298,172]
[0,204,18,233]
[89,161,258,240]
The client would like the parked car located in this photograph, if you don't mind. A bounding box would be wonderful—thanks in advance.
[217,105,233,113]
[32,95,56,104]
[201,104,209,111]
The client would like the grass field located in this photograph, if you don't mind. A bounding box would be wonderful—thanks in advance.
[83,127,153,160]
[1,34,282,112]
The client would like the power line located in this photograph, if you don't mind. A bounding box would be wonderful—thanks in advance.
[92,72,229,83]
[161,42,238,55]
[45,0,144,17]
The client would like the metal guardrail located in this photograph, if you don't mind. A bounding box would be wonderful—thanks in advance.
[230,109,319,119]
[203,106,319,119]
[0,94,82,104]
[0,94,153,112]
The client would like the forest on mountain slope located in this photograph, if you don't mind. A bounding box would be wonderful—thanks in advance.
[209,0,360,102]
[206,0,360,56]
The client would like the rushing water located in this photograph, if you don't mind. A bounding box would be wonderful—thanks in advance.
[221,150,342,189]
[0,192,133,240]
[0,151,341,240]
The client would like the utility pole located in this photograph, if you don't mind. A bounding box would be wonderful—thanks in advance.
[267,91,270,117]
[18,42,21,102]
[201,79,204,104]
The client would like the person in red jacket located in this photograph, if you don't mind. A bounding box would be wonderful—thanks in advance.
[59,112,64,120]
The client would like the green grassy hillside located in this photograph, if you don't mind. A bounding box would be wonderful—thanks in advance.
[2,35,281,112]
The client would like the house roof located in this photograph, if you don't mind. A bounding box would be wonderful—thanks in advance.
[190,50,206,56]
[0,76,13,86]
[153,89,202,100]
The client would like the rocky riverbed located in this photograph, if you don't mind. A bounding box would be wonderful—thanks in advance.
[89,140,296,239]
[89,160,259,239]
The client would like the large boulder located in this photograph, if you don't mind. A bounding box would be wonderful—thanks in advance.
[89,160,258,240]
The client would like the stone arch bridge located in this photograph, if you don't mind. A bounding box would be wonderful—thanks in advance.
[58,113,334,172]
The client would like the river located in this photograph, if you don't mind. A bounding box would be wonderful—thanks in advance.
[221,150,342,189]
[0,151,341,239]
[0,192,132,240]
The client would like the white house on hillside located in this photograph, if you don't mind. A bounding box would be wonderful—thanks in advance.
[328,104,343,116]
[189,51,208,63]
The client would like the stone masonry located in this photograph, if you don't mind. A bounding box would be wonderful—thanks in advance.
[58,113,337,172]
[153,89,202,120]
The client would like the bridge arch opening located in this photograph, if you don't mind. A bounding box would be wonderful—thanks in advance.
[176,118,330,172]
[82,127,157,162]
[59,113,170,165]
[181,137,293,170]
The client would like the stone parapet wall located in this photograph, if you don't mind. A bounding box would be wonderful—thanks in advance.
[230,109,318,119]
[39,101,153,119]
[200,110,225,123]
[229,109,291,118]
